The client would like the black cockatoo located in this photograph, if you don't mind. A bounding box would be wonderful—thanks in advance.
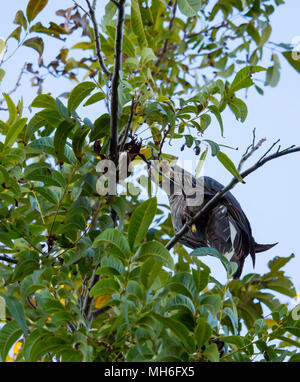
[153,164,277,279]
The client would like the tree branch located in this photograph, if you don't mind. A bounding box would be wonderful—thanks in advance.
[237,131,266,172]
[0,63,27,106]
[90,305,111,321]
[156,0,178,66]
[119,97,135,152]
[165,144,300,250]
[85,0,112,80]
[109,0,126,165]
[82,266,98,319]
[0,255,18,264]
[158,123,172,160]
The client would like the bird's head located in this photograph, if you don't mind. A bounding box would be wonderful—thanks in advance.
[148,162,204,205]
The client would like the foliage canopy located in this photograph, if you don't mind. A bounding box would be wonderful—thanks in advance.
[0,0,299,362]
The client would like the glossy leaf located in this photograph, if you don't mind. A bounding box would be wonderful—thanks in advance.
[68,81,97,113]
[26,0,48,22]
[128,197,157,250]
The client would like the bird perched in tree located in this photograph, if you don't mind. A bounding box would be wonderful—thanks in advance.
[152,163,277,279]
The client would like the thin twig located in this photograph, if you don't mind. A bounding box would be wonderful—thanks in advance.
[156,0,178,66]
[237,135,266,172]
[119,97,135,151]
[158,124,172,160]
[71,0,89,16]
[85,0,112,79]
[258,139,280,163]
[0,63,27,106]
[165,144,300,250]
[82,266,98,319]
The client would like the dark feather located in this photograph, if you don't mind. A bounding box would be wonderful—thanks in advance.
[167,166,277,278]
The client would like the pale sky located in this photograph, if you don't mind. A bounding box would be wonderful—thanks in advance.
[0,0,299,294]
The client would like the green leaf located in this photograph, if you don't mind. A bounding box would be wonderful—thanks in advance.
[203,343,219,362]
[72,126,89,162]
[27,136,76,164]
[165,273,197,301]
[97,255,125,276]
[230,65,266,93]
[247,24,260,45]
[266,278,296,298]
[220,335,244,347]
[268,254,294,273]
[83,92,105,106]
[204,139,220,156]
[272,335,300,349]
[208,105,223,135]
[152,312,195,352]
[14,10,28,30]
[199,294,221,317]
[20,271,47,302]
[31,94,57,110]
[34,186,59,204]
[178,0,202,16]
[90,278,120,297]
[140,47,156,66]
[123,34,136,58]
[199,113,211,131]
[165,294,196,316]
[131,0,148,49]
[0,68,5,82]
[68,81,97,112]
[259,24,272,48]
[134,241,174,269]
[228,97,248,122]
[195,318,212,348]
[1,294,28,334]
[191,247,236,276]
[265,65,280,87]
[25,166,66,188]
[26,0,48,22]
[25,110,63,140]
[54,120,75,164]
[0,39,5,54]
[128,197,157,250]
[3,93,18,125]
[4,118,27,147]
[92,228,131,259]
[218,63,234,78]
[90,114,110,141]
[0,321,23,361]
[23,37,44,57]
[29,21,69,40]
[140,257,163,289]
[289,353,300,362]
[223,307,238,335]
[217,151,244,182]
[282,51,300,74]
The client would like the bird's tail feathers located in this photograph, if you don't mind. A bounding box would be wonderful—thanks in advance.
[254,242,278,253]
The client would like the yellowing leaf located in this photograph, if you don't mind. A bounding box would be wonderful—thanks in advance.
[94,294,112,309]
[13,341,22,355]
[265,318,277,329]
[26,0,48,23]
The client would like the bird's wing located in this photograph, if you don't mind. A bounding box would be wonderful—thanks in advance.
[202,176,256,274]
